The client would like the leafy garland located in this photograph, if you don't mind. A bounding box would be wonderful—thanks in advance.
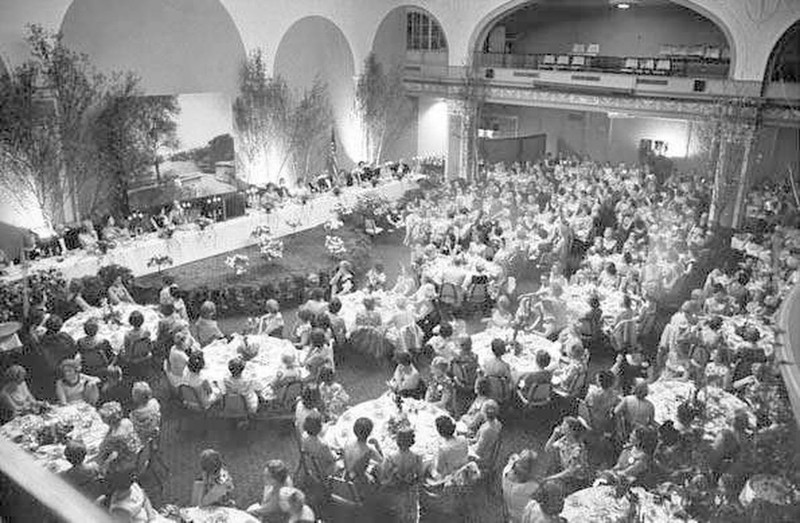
[251,225,285,262]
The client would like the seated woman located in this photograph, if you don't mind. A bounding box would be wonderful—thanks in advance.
[0,365,45,419]
[583,370,620,434]
[101,216,126,246]
[302,328,334,380]
[350,296,391,360]
[278,487,316,523]
[182,352,222,409]
[55,359,100,406]
[459,377,492,437]
[164,329,193,389]
[292,309,314,349]
[330,260,355,296]
[107,276,135,305]
[388,352,425,399]
[385,297,423,355]
[120,311,152,375]
[520,480,566,523]
[101,468,161,522]
[129,382,161,444]
[76,320,114,378]
[97,402,142,475]
[344,417,383,487]
[391,265,417,296]
[60,440,103,500]
[273,353,303,390]
[259,299,285,338]
[381,429,425,523]
[597,426,658,486]
[482,338,513,385]
[223,357,259,416]
[708,410,752,480]
[427,323,458,363]
[432,415,469,480]
[298,414,338,507]
[247,460,294,522]
[295,387,323,435]
[705,345,733,391]
[167,285,188,322]
[552,341,587,398]
[502,450,544,523]
[613,381,655,442]
[485,295,513,329]
[195,449,235,507]
[194,301,224,347]
[318,367,350,421]
[469,400,503,469]
[302,288,328,316]
[425,357,455,413]
[542,416,591,494]
[65,280,93,314]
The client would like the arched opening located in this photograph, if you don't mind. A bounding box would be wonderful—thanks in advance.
[274,16,357,165]
[371,6,450,162]
[60,0,246,96]
[765,20,800,85]
[470,0,732,78]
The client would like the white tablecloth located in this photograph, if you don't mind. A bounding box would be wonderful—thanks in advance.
[422,254,502,286]
[2,180,415,282]
[324,393,446,462]
[201,335,306,398]
[180,507,259,523]
[649,379,755,441]
[62,304,161,353]
[471,327,561,382]
[0,402,108,474]
[563,283,627,326]
[338,290,408,334]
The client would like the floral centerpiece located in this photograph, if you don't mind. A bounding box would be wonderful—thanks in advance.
[225,254,250,276]
[101,302,123,326]
[195,215,213,231]
[325,235,347,260]
[146,255,174,275]
[251,225,285,262]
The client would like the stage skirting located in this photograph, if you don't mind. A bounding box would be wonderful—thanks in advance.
[1,180,416,282]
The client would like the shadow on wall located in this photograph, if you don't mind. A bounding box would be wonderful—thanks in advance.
[59,0,246,96]
[274,16,357,168]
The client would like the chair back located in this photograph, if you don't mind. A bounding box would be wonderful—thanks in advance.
[522,381,552,408]
[79,346,109,374]
[586,43,600,55]
[542,54,556,65]
[439,282,460,307]
[485,375,511,404]
[624,58,639,70]
[178,384,204,411]
[329,473,364,507]
[465,281,489,305]
[128,337,153,364]
[612,318,638,351]
[656,59,671,72]
[221,393,249,419]
[571,43,586,54]
[451,358,478,392]
[274,379,305,412]
[571,55,586,67]
[556,55,570,66]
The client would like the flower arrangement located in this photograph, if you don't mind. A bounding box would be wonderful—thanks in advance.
[146,255,174,274]
[195,216,213,231]
[338,192,395,235]
[325,235,347,260]
[324,217,343,232]
[225,254,250,276]
[251,225,284,261]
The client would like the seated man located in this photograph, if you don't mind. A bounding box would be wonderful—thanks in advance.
[516,350,554,406]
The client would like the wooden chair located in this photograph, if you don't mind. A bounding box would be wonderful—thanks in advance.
[439,282,462,311]
[571,55,587,69]
[220,393,249,420]
[656,59,671,74]
[556,55,571,68]
[541,54,556,69]
[571,43,586,54]
[586,43,600,55]
[622,57,639,73]
[485,375,512,405]
[259,379,305,421]
[125,338,154,380]
[329,472,364,509]
[516,380,552,410]
[364,218,383,237]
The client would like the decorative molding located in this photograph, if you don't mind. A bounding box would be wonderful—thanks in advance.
[406,79,800,124]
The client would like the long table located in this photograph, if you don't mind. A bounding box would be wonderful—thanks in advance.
[2,180,415,282]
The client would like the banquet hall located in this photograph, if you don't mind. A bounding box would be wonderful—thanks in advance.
[1,1,800,522]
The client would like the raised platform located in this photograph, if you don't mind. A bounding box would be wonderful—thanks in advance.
[2,179,416,282]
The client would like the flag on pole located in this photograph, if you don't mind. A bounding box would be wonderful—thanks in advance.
[327,126,339,181]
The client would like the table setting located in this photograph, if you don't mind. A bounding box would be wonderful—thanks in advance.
[62,303,161,353]
[470,327,561,382]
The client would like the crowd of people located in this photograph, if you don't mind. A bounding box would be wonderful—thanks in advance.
[1,156,799,522]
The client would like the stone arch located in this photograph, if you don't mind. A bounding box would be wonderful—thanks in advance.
[763,18,800,83]
[59,0,247,95]
[274,15,357,164]
[466,0,737,77]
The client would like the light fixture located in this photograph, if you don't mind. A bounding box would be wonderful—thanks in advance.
[609,0,640,8]
[616,2,631,8]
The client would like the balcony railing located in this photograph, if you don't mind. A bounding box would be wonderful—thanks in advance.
[476,52,730,78]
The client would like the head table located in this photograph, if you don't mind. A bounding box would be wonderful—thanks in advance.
[0,402,107,474]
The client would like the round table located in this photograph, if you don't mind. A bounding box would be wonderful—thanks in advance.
[338,290,407,334]
[561,485,633,522]
[0,402,108,474]
[562,283,626,327]
[201,335,307,399]
[649,379,756,441]
[422,254,502,286]
[471,327,561,382]
[179,506,259,523]
[324,393,446,462]
[62,303,161,353]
